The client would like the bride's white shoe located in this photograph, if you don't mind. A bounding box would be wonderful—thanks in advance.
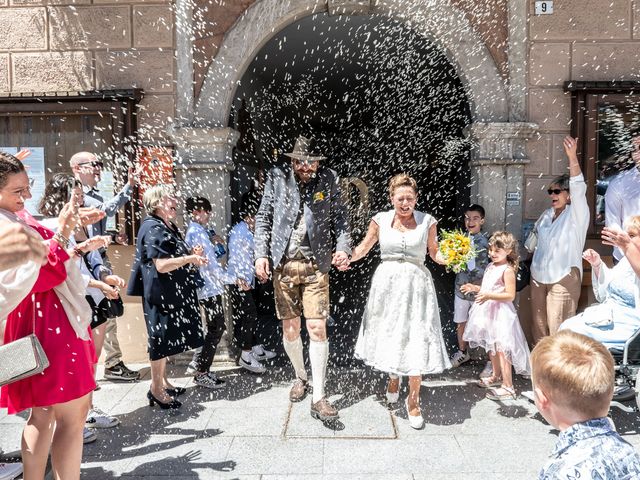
[405,398,424,429]
[386,376,400,404]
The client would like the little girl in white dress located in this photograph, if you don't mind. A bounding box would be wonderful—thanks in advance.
[463,231,530,401]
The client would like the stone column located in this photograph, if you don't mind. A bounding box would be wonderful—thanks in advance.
[168,126,239,231]
[465,122,538,239]
[168,125,240,362]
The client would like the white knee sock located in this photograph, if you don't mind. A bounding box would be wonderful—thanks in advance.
[309,339,329,403]
[283,336,307,381]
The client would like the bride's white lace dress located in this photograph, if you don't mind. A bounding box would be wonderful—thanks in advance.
[354,210,451,376]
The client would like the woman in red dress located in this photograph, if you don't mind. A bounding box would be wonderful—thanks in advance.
[0,152,97,480]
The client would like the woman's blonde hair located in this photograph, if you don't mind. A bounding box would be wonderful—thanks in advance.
[388,173,417,198]
[624,215,640,233]
[531,330,614,418]
[488,231,520,271]
[142,184,173,214]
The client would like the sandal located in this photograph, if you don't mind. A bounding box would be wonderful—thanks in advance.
[478,375,502,388]
[486,386,517,401]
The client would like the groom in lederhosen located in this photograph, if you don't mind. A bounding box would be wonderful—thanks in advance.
[254,136,351,421]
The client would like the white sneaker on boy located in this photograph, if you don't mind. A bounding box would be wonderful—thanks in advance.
[450,350,471,368]
[251,344,276,361]
[239,352,267,374]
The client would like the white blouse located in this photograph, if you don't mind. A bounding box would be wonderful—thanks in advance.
[531,174,590,284]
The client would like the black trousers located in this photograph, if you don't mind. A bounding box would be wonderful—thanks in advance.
[229,285,259,351]
[191,296,225,373]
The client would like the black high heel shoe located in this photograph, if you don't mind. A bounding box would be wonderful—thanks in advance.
[147,390,182,409]
[165,387,186,397]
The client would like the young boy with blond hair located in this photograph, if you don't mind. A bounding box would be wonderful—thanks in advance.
[532,330,640,479]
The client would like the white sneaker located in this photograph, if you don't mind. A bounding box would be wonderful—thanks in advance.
[86,407,120,428]
[450,350,471,368]
[0,463,22,480]
[480,361,493,378]
[83,427,97,444]
[251,344,276,361]
[239,352,266,374]
[194,372,226,389]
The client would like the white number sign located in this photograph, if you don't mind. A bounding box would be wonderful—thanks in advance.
[535,1,553,15]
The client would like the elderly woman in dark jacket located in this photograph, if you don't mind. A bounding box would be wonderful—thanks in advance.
[128,185,206,409]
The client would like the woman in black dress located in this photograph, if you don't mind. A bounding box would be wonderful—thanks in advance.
[128,185,206,409]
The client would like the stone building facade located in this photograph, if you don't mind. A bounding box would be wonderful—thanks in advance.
[2,0,640,361]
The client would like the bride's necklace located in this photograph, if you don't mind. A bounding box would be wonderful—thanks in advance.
[393,215,416,232]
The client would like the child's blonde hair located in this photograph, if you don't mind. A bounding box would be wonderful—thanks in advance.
[624,214,640,233]
[531,330,614,419]
[488,231,519,271]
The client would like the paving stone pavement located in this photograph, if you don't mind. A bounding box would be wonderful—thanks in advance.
[2,360,640,479]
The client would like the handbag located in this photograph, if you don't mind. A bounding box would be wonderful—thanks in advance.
[524,216,543,253]
[102,296,124,319]
[82,252,124,319]
[0,302,50,387]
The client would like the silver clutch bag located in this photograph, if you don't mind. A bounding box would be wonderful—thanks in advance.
[0,334,50,387]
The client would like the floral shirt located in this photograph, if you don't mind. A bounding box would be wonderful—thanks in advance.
[539,417,640,479]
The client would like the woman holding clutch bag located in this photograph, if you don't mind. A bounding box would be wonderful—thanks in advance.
[0,152,101,480]
[527,136,590,344]
[127,185,206,410]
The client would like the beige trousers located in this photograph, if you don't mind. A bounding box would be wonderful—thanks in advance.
[530,267,582,345]
[103,318,122,369]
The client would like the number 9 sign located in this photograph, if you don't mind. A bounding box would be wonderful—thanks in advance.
[535,1,553,15]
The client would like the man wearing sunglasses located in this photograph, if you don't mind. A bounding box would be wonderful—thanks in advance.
[70,152,140,384]
[254,135,351,422]
[604,126,640,262]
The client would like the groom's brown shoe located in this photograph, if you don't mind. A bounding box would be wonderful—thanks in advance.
[310,397,339,421]
[289,379,309,402]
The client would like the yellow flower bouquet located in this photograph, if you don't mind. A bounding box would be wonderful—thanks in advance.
[438,229,477,274]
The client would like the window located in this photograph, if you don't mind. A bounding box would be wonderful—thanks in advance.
[0,90,143,240]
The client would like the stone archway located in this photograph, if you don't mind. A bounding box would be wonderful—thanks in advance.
[171,0,536,238]
[194,0,509,126]
[172,0,536,240]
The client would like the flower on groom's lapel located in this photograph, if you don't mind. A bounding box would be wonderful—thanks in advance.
[313,191,326,203]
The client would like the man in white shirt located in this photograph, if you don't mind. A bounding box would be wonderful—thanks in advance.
[605,131,640,261]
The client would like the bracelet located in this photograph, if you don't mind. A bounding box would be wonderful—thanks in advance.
[53,232,70,249]
[73,246,83,257]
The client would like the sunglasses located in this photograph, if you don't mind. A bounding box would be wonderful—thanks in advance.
[547,188,567,195]
[78,161,104,169]
[293,158,318,167]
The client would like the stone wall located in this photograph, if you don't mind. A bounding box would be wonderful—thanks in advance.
[0,0,175,143]
[190,0,508,108]
[524,0,640,221]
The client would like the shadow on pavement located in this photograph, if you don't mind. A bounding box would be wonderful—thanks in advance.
[81,450,236,479]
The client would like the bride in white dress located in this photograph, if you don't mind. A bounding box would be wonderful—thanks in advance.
[349,174,451,429]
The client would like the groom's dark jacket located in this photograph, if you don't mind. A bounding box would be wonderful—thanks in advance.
[254,163,351,274]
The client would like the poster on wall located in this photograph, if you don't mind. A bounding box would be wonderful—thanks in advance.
[21,147,46,216]
[0,147,46,217]
[136,147,174,199]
